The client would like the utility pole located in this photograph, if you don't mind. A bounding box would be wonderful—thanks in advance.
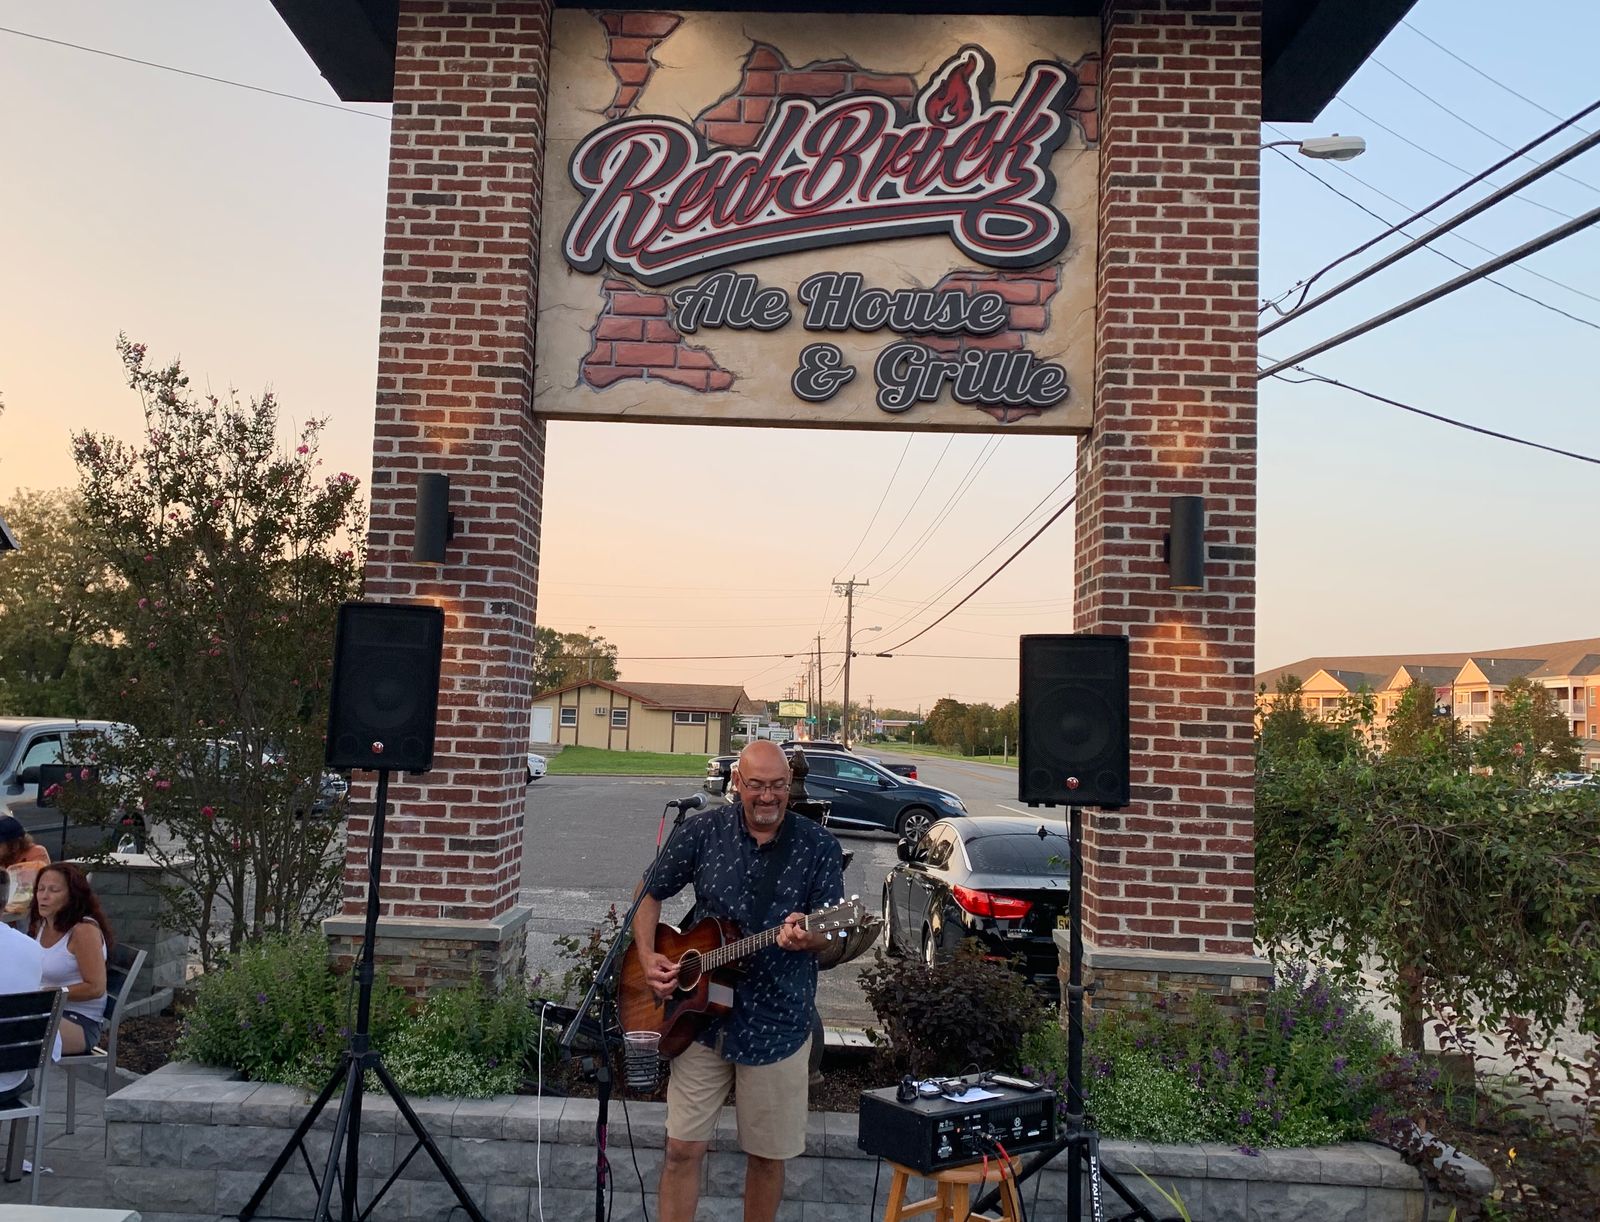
[815,634,823,738]
[834,577,868,747]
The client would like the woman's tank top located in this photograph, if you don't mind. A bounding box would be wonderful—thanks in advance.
[35,918,108,1022]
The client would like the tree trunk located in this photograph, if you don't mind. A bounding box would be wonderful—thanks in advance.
[1397,962,1426,1052]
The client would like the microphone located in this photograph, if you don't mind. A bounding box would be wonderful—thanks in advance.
[667,793,707,811]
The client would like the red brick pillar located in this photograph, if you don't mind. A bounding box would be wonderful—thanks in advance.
[327,0,552,991]
[1070,0,1271,1014]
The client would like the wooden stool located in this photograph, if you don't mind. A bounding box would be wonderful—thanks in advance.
[882,1156,1024,1222]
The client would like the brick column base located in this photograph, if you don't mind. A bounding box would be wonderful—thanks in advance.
[1058,936,1273,1022]
[324,906,531,997]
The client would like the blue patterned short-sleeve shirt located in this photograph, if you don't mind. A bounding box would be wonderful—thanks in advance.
[644,803,845,1066]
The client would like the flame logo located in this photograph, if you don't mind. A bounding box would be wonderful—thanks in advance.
[926,52,979,127]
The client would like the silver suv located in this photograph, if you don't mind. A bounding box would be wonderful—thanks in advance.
[0,717,122,857]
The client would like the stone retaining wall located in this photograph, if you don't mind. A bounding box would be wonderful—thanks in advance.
[103,1064,1487,1222]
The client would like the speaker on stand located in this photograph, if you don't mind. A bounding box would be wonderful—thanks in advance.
[975,634,1175,1222]
[239,601,487,1222]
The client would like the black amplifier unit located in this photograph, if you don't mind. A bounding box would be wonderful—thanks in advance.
[857,1076,1059,1174]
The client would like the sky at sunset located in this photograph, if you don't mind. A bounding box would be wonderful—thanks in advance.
[2,0,1598,715]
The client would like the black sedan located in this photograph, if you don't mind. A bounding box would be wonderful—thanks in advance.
[883,816,1071,991]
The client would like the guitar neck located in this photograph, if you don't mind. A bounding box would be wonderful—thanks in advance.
[701,918,801,972]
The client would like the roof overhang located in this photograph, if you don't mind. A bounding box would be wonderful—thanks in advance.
[0,512,17,553]
[270,0,1415,121]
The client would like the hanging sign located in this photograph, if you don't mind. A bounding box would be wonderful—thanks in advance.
[534,11,1099,433]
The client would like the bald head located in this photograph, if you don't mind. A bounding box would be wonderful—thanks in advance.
[733,739,791,839]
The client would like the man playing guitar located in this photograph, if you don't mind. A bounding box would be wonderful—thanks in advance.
[632,738,845,1222]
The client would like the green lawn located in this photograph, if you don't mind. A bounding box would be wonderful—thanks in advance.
[544,746,708,776]
[873,742,1018,768]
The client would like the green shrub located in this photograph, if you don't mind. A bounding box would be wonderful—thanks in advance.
[177,932,405,1084]
[1019,963,1394,1148]
[384,976,548,1098]
[860,944,1052,1076]
[178,932,551,1099]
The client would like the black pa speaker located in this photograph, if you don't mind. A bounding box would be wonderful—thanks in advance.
[1018,634,1129,807]
[326,602,445,772]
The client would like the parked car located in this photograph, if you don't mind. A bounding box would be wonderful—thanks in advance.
[798,752,964,840]
[527,752,547,783]
[0,717,125,858]
[882,815,1071,993]
[791,739,918,779]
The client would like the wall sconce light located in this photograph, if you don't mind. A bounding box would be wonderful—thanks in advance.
[1165,495,1205,591]
[412,472,455,564]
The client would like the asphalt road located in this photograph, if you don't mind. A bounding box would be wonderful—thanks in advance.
[518,749,1033,1030]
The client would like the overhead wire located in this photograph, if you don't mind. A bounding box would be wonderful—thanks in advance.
[1400,20,1592,135]
[831,435,914,579]
[1261,361,1600,467]
[1260,120,1600,334]
[1257,201,1600,376]
[1366,57,1600,197]
[852,435,957,575]
[876,495,1077,655]
[864,435,1005,591]
[1333,97,1573,220]
[0,24,390,121]
[1259,100,1600,315]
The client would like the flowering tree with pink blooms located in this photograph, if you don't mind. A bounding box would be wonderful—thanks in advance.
[60,337,365,966]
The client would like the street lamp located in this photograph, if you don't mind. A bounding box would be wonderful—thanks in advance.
[1261,134,1367,161]
[841,625,881,747]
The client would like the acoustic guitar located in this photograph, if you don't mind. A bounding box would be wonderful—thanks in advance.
[618,897,867,1057]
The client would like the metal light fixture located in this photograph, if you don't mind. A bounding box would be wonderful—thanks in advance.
[1261,134,1367,161]
[1165,496,1205,591]
[412,472,455,564]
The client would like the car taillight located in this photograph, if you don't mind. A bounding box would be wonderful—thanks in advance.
[952,886,1032,919]
[906,767,918,779]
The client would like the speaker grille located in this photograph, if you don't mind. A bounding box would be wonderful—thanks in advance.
[326,603,445,772]
[1018,635,1129,807]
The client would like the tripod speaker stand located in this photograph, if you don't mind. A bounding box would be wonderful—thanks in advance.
[237,768,488,1222]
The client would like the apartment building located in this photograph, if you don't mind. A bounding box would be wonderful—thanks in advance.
[1257,637,1600,767]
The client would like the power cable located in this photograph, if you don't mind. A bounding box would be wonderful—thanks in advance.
[1333,97,1573,220]
[0,24,389,122]
[865,436,1005,591]
[1261,363,1600,467]
[1259,100,1600,314]
[1367,57,1600,197]
[1263,151,1600,331]
[1261,120,1600,334]
[831,435,914,579]
[1401,20,1592,135]
[1258,202,1600,377]
[853,436,956,575]
[877,495,1077,655]
[863,469,1075,644]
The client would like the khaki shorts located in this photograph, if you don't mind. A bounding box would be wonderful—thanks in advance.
[665,1035,812,1159]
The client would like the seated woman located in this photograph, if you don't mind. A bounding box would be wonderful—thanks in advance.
[28,863,113,1055]
[0,814,51,925]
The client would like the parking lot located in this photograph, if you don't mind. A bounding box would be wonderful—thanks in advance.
[518,748,1040,1029]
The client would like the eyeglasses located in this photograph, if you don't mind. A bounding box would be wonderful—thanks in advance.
[739,780,791,795]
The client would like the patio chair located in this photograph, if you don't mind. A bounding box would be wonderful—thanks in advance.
[1,987,67,1205]
[61,944,146,1136]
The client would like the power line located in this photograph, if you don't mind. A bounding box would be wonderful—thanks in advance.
[1259,100,1600,314]
[1262,120,1600,334]
[1401,20,1592,136]
[1262,364,1600,467]
[1333,97,1573,220]
[1367,57,1600,197]
[1260,152,1600,334]
[832,435,913,579]
[878,495,1077,655]
[851,435,956,576]
[1257,202,1600,376]
[865,436,1004,590]
[0,24,389,122]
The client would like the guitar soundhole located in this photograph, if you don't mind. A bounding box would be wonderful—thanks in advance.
[676,950,703,992]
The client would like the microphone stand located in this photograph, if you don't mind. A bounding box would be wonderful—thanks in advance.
[560,798,701,1222]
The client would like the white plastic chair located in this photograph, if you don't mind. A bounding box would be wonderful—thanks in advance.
[0,987,67,1205]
